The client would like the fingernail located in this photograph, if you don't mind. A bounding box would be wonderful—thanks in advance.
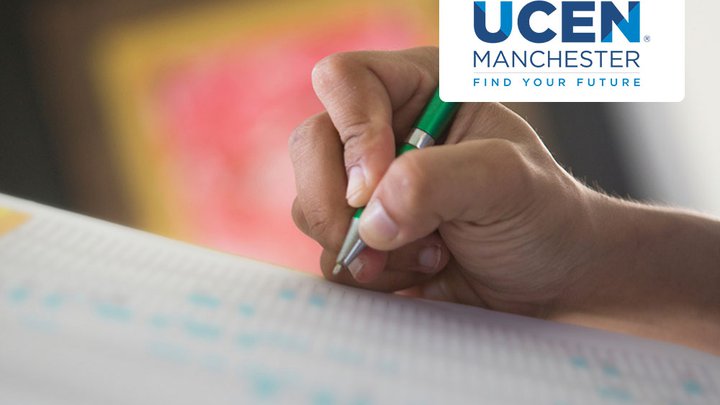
[346,166,366,206]
[361,199,399,243]
[348,257,365,281]
[418,245,442,272]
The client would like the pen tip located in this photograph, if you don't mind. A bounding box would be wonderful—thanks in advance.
[332,263,343,276]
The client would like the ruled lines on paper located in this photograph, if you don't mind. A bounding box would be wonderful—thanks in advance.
[0,196,718,405]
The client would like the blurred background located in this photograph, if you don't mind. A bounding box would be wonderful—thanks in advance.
[1,0,717,274]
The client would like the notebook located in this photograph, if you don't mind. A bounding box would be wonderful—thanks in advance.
[0,193,717,405]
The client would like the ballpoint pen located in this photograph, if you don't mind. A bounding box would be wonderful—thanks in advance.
[333,89,460,275]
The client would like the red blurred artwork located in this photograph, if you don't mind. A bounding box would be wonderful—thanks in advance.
[147,9,427,272]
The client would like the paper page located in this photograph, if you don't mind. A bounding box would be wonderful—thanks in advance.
[0,193,718,404]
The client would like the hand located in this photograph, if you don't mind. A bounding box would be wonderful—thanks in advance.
[290,46,594,313]
[289,47,720,353]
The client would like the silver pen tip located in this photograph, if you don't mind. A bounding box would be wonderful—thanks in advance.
[332,263,343,275]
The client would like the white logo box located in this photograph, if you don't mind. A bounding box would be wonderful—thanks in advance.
[439,0,685,102]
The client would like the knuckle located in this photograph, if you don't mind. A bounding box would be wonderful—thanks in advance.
[288,126,307,154]
[288,114,328,158]
[291,198,345,251]
[341,120,391,167]
[483,138,519,165]
[476,102,506,122]
[291,198,307,231]
[311,52,354,88]
[307,214,332,239]
[338,119,391,152]
[339,121,372,145]
[341,129,367,167]
[304,206,343,249]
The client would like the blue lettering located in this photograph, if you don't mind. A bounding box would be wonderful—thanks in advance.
[601,1,640,42]
[473,1,640,43]
[518,1,557,43]
[562,1,595,42]
[474,1,513,43]
[474,50,492,67]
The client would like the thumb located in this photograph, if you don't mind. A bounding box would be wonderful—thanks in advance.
[358,139,534,250]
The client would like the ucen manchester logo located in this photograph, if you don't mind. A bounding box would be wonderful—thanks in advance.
[473,1,640,43]
[439,0,684,102]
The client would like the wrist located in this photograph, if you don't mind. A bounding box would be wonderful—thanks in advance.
[550,190,720,353]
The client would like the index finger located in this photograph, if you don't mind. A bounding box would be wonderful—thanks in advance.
[311,47,440,208]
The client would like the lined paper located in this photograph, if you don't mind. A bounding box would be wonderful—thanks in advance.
[0,194,718,405]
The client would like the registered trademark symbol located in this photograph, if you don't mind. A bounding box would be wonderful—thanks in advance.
[643,35,651,42]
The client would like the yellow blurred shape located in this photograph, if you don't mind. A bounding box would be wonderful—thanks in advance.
[0,207,30,237]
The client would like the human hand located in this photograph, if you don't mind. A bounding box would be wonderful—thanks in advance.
[289,48,720,352]
[289,47,599,315]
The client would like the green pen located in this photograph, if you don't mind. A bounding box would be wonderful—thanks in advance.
[333,89,460,275]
